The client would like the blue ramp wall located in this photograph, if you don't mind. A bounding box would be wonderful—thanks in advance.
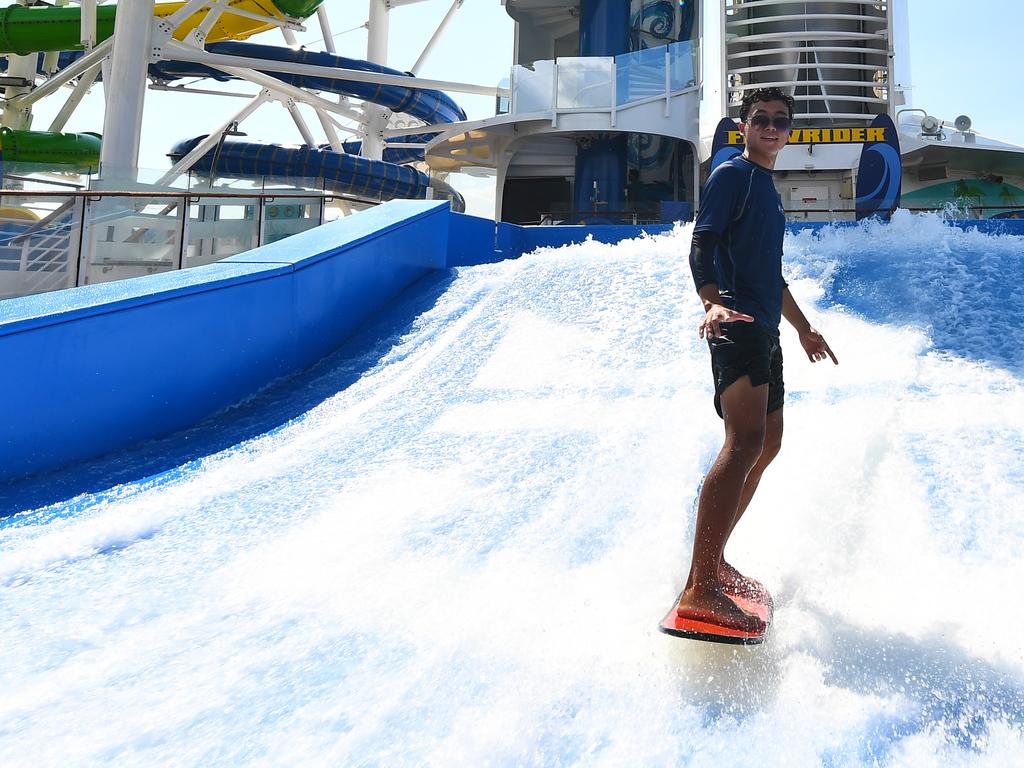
[0,205,734,484]
[0,200,447,482]
[446,214,673,267]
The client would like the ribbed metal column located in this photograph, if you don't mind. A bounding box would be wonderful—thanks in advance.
[724,0,892,125]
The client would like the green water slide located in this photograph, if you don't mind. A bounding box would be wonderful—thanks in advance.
[0,0,323,172]
[0,127,101,171]
[0,4,118,55]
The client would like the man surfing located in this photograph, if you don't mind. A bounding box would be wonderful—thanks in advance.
[675,88,838,634]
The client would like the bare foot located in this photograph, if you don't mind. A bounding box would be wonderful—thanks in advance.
[719,561,770,602]
[675,583,766,633]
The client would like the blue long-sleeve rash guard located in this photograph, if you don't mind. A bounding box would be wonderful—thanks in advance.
[689,155,788,334]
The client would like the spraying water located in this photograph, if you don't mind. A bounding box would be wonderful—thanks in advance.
[1,212,1023,765]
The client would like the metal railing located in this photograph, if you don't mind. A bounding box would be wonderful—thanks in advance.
[0,188,352,301]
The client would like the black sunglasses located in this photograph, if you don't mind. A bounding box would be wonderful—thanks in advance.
[748,114,792,131]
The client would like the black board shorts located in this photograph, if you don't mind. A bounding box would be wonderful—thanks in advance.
[707,322,784,419]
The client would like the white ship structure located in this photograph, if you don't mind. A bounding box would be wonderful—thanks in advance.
[425,0,1024,223]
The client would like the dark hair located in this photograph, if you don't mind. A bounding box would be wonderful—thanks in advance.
[739,87,796,122]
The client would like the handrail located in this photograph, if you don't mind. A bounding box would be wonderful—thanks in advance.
[0,188,336,301]
[0,189,334,199]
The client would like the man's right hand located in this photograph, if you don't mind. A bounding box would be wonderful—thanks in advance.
[699,305,755,339]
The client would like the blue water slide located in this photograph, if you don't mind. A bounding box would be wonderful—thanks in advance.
[153,42,466,207]
[6,44,466,206]
[168,135,432,202]
[151,42,466,125]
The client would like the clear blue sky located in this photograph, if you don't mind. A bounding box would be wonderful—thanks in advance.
[29,1,1020,175]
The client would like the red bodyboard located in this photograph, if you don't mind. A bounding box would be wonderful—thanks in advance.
[659,591,772,645]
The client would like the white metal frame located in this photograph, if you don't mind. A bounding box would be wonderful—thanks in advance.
[3,1,504,189]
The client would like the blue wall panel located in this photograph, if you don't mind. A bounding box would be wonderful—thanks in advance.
[447,212,499,267]
[787,219,1024,236]
[0,200,448,482]
[3,200,1003,485]
[521,223,673,252]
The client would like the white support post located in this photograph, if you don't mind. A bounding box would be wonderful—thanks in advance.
[610,60,617,127]
[165,0,217,30]
[551,61,559,128]
[316,112,345,152]
[317,6,336,54]
[3,0,38,131]
[367,0,390,65]
[281,24,344,150]
[81,0,97,50]
[99,0,156,182]
[664,44,671,117]
[193,4,227,47]
[362,0,391,160]
[1,54,38,129]
[286,100,317,146]
[42,51,60,75]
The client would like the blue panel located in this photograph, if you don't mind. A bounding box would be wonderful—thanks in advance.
[0,261,285,336]
[659,200,693,223]
[574,134,629,213]
[287,212,448,368]
[855,114,902,220]
[788,219,1024,236]
[0,200,449,483]
[496,222,525,261]
[521,223,672,252]
[447,213,498,267]
[579,0,631,57]
[0,276,295,481]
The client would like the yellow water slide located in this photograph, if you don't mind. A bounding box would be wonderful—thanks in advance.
[0,0,325,55]
[0,1,323,168]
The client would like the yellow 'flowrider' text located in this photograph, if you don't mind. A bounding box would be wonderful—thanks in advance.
[725,127,887,145]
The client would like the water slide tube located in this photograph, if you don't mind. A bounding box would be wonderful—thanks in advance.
[0,126,100,172]
[0,1,324,55]
[159,42,467,207]
[0,1,323,171]
[0,6,465,209]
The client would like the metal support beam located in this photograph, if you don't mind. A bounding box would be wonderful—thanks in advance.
[161,40,507,97]
[11,38,114,110]
[362,0,392,161]
[2,54,38,129]
[81,0,97,50]
[317,6,336,54]
[156,90,271,185]
[48,62,103,132]
[286,100,317,146]
[411,0,464,75]
[99,0,155,180]
[211,63,372,121]
[367,0,390,66]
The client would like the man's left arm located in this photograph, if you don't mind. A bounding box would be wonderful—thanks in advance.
[782,286,838,365]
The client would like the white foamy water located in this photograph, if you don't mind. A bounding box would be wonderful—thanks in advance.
[1,215,1023,766]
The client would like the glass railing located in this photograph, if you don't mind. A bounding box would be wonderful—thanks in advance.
[509,41,699,115]
[0,188,361,301]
